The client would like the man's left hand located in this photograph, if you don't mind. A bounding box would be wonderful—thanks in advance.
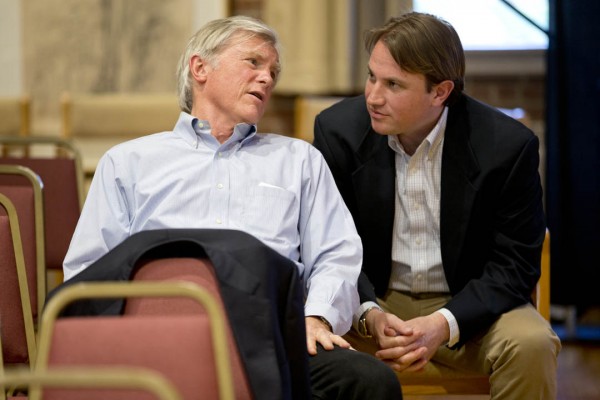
[375,312,449,372]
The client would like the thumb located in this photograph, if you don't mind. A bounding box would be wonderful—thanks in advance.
[383,326,398,336]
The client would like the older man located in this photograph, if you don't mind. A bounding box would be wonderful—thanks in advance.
[63,15,401,400]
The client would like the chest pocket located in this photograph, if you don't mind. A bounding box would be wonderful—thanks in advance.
[240,184,298,240]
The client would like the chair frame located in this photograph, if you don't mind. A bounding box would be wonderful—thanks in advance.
[60,91,181,177]
[0,96,30,158]
[0,367,182,400]
[35,281,236,400]
[0,193,37,368]
[0,136,85,208]
[294,95,344,142]
[0,164,46,320]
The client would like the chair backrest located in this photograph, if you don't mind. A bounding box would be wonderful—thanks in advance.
[294,95,344,142]
[0,95,30,137]
[60,92,180,175]
[0,137,85,275]
[35,281,235,400]
[0,165,45,328]
[0,192,37,368]
[0,367,182,400]
[126,257,253,400]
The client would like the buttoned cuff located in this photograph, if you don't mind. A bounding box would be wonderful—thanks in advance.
[352,301,382,331]
[437,308,460,347]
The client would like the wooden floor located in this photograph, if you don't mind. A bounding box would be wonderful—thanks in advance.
[555,340,600,399]
[404,340,600,400]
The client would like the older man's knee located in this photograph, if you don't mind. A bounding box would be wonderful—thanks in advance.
[309,346,402,400]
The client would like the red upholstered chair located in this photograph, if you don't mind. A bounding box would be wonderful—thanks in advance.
[126,257,253,400]
[0,193,37,374]
[0,165,45,371]
[0,137,85,290]
[0,367,182,400]
[34,281,235,400]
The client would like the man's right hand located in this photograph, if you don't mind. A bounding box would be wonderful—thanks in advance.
[366,309,429,372]
[305,316,352,356]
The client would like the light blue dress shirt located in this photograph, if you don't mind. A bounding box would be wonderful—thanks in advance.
[63,112,361,334]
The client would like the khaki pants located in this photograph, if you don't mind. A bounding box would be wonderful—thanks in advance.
[345,290,561,400]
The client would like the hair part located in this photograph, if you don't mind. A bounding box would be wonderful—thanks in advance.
[176,15,281,113]
[364,12,465,105]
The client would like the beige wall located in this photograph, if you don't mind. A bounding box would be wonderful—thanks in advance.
[0,0,23,96]
[22,0,192,135]
[3,0,227,136]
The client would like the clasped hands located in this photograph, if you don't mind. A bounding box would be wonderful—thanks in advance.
[303,310,450,369]
[366,309,450,372]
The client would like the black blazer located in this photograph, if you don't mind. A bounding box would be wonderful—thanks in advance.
[48,228,311,400]
[313,94,545,345]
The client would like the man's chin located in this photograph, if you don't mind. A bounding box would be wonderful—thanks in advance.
[370,120,394,136]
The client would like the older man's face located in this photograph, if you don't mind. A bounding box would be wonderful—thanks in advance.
[199,34,280,128]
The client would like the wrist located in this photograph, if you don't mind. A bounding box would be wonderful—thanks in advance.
[309,315,332,332]
[358,306,382,338]
[436,308,459,347]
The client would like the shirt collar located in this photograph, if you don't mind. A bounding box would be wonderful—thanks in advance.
[173,112,257,149]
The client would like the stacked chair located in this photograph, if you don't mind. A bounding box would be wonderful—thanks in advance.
[0,137,84,297]
[0,367,182,400]
[0,165,45,373]
[33,280,235,400]
[60,91,181,177]
[0,96,30,157]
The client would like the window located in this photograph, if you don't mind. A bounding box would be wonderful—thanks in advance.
[413,0,548,50]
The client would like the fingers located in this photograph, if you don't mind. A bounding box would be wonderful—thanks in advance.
[380,346,429,372]
[402,357,429,372]
[306,330,352,355]
[392,323,415,336]
[306,337,318,356]
[305,316,352,355]
[329,333,352,349]
[377,329,424,350]
[375,341,425,361]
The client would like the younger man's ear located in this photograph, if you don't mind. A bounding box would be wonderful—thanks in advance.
[433,80,454,106]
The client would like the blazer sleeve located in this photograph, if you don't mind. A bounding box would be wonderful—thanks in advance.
[443,132,546,345]
[313,97,386,305]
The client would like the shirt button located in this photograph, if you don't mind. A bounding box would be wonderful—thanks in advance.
[416,273,423,280]
[217,183,224,189]
[415,237,422,245]
[215,218,222,224]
